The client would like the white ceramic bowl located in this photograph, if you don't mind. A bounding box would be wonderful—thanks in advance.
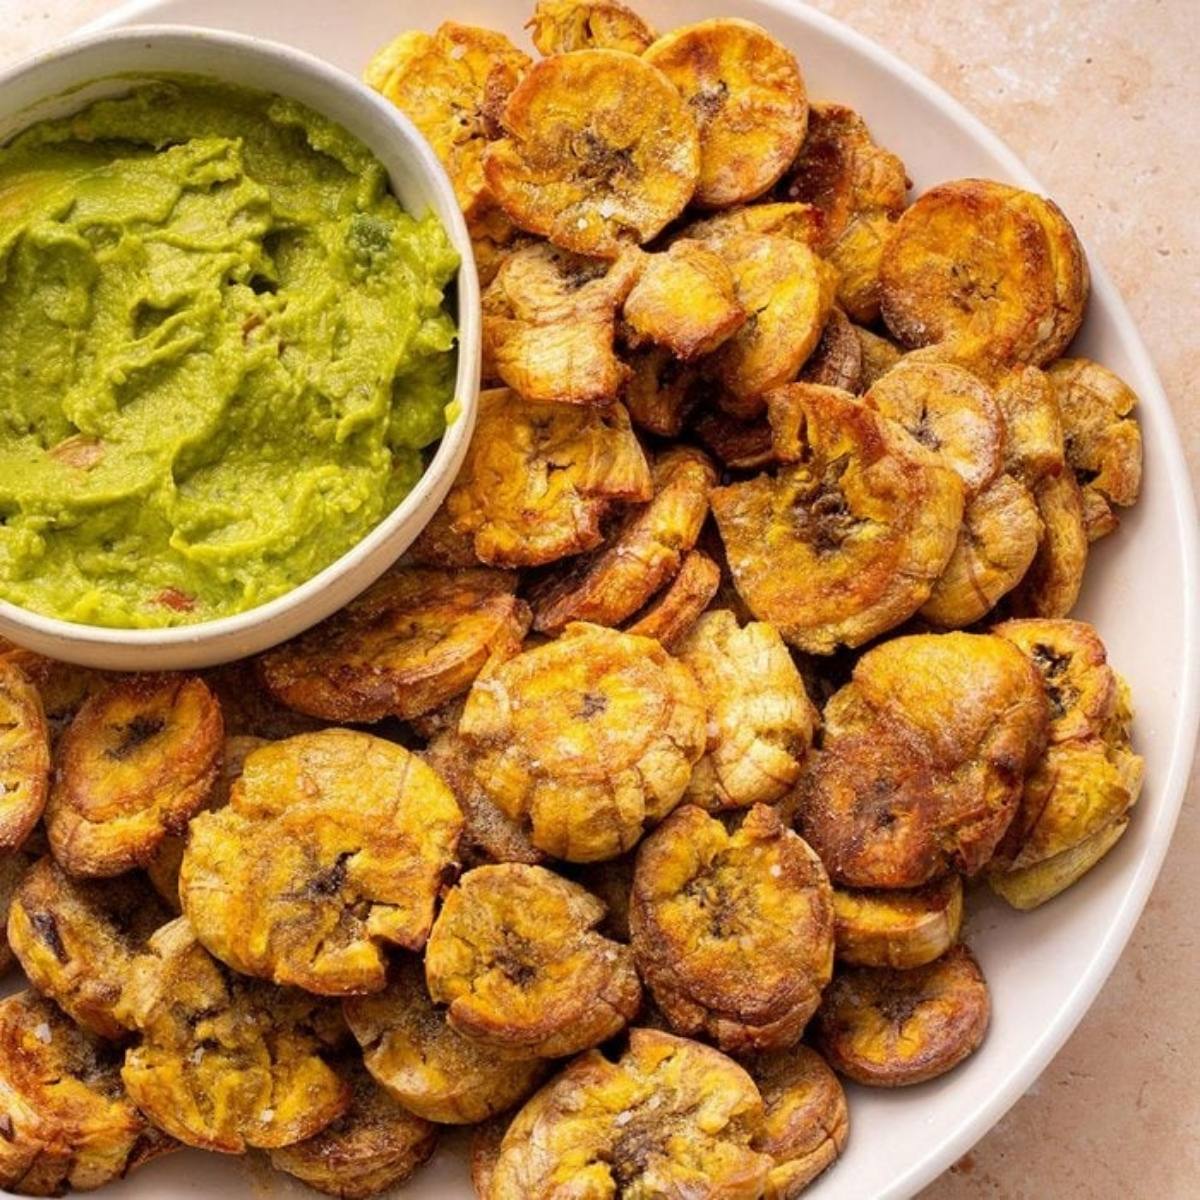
[0,26,481,671]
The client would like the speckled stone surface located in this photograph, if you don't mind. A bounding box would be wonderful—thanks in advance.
[2,1,1198,1195]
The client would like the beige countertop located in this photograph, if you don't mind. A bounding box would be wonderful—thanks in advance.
[2,0,1197,1195]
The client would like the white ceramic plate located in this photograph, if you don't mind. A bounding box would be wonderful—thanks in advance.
[22,2,1200,1198]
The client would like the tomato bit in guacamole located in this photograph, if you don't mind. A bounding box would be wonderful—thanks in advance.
[0,77,458,628]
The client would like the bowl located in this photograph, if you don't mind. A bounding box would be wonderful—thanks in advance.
[0,25,481,672]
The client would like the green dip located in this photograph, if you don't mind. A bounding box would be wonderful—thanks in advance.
[0,77,458,627]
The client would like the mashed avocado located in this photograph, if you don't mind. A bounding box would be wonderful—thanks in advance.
[0,77,458,627]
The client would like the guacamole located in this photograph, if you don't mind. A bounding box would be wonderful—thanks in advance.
[0,77,458,627]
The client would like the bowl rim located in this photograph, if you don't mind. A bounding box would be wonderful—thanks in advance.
[0,22,480,652]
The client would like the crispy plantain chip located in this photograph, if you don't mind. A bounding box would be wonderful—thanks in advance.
[425,864,641,1059]
[1007,468,1088,618]
[0,642,104,744]
[457,623,707,861]
[854,324,903,390]
[345,954,548,1124]
[484,49,700,256]
[258,567,530,724]
[693,407,776,472]
[46,674,222,877]
[621,346,712,437]
[644,18,808,209]
[814,944,990,1087]
[630,804,834,1053]
[180,730,461,995]
[624,548,722,648]
[489,1028,771,1199]
[527,0,657,55]
[711,384,964,653]
[799,307,864,393]
[832,875,963,970]
[0,661,50,852]
[684,200,824,251]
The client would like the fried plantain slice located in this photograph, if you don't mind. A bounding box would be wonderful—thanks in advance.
[269,1057,437,1199]
[621,346,711,437]
[457,623,707,861]
[120,918,350,1153]
[624,548,722,648]
[826,210,898,326]
[677,611,818,810]
[854,324,903,390]
[258,567,530,724]
[470,1114,508,1200]
[0,850,34,974]
[814,944,990,1087]
[1006,468,1088,618]
[693,407,776,472]
[711,234,839,415]
[744,1045,849,1200]
[631,805,834,1053]
[45,674,221,878]
[0,990,172,1196]
[796,632,1048,886]
[365,23,530,223]
[345,954,548,1124]
[489,1027,771,1199]
[920,473,1043,628]
[622,240,746,358]
[425,864,640,1059]
[483,241,642,404]
[0,662,50,853]
[0,643,105,744]
[446,388,652,568]
[993,363,1067,483]
[484,49,699,256]
[879,179,1087,365]
[530,447,716,634]
[7,857,169,1039]
[711,384,964,653]
[527,0,657,55]
[644,18,807,209]
[799,307,864,393]
[832,875,963,970]
[180,730,461,995]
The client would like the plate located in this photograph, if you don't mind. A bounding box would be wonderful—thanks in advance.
[29,1,1200,1197]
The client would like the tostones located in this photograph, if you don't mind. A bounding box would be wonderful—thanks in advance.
[45,673,222,877]
[621,346,710,438]
[683,200,824,252]
[489,1028,771,1199]
[484,49,700,256]
[0,643,103,744]
[814,944,991,1087]
[694,407,776,472]
[445,388,652,568]
[991,363,1066,483]
[644,18,808,209]
[0,990,171,1196]
[832,875,963,970]
[120,918,350,1153]
[624,548,722,649]
[344,953,548,1124]
[0,850,33,974]
[470,1115,508,1199]
[180,729,462,995]
[1007,468,1088,618]
[257,567,530,724]
[0,661,50,853]
[527,0,657,56]
[677,610,818,810]
[425,863,641,1059]
[530,447,715,634]
[854,324,903,390]
[798,307,864,393]
[630,804,835,1053]
[710,384,964,653]
[456,623,707,861]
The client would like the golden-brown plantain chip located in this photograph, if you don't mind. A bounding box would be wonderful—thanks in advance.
[457,623,707,861]
[0,643,105,744]
[445,388,652,568]
[644,18,807,209]
[684,200,824,252]
[345,953,548,1124]
[365,23,530,223]
[0,990,172,1196]
[530,447,715,634]
[269,1057,438,1199]
[624,548,722,648]
[484,49,700,256]
[814,944,990,1087]
[744,1044,849,1200]
[621,346,711,437]
[489,1027,771,1199]
[879,180,1087,365]
[46,674,221,877]
[711,384,964,653]
[992,363,1067,483]
[693,407,776,472]
[120,918,350,1153]
[854,324,903,390]
[7,857,169,1040]
[180,730,461,995]
[832,875,963,970]
[483,241,642,404]
[677,611,818,810]
[630,804,834,1053]
[425,863,640,1059]
[622,240,746,358]
[257,567,530,724]
[470,1114,508,1200]
[0,849,33,974]
[0,662,50,853]
[799,307,864,393]
[527,0,656,55]
[1007,468,1088,618]
[920,472,1043,629]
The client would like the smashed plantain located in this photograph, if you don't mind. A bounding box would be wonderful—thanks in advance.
[527,0,657,56]
[798,307,864,394]
[0,849,33,974]
[832,875,964,970]
[624,548,722,648]
[621,346,711,438]
[0,661,50,852]
[1007,469,1089,618]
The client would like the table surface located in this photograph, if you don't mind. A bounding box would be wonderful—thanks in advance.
[3,0,1198,1196]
